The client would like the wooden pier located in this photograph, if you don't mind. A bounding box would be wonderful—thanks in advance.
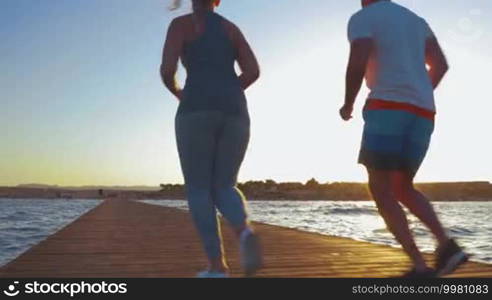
[1,200,490,278]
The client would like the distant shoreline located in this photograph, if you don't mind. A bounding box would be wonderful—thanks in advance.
[1,180,492,201]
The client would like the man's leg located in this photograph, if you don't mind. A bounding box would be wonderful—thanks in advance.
[367,168,428,271]
[394,172,450,246]
[393,172,468,276]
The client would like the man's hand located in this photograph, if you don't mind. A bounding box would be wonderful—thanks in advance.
[339,104,354,121]
[425,37,449,89]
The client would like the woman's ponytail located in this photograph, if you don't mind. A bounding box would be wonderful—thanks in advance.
[169,0,182,10]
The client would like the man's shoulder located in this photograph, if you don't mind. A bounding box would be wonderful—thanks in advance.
[348,10,369,31]
[417,16,429,27]
[349,4,382,25]
[349,8,367,23]
[350,3,425,26]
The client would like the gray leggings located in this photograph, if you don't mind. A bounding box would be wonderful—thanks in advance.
[175,111,250,260]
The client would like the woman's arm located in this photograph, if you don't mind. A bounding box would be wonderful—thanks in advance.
[231,24,260,90]
[160,18,185,100]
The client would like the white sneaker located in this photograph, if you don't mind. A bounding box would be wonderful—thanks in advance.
[196,270,229,278]
[239,228,263,277]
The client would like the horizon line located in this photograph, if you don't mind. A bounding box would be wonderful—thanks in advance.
[4,180,492,189]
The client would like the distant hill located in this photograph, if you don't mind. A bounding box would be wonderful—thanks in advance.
[15,184,160,192]
[3,180,491,201]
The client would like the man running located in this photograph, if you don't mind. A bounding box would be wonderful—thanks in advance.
[340,0,469,277]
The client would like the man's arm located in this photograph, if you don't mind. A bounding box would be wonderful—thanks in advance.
[340,38,373,121]
[425,37,449,89]
[160,19,184,100]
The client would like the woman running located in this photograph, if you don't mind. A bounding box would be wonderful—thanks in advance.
[160,0,262,278]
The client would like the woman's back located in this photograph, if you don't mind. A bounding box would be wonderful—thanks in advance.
[178,12,247,115]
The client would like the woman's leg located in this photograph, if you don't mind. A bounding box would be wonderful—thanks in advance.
[175,112,228,272]
[212,113,262,276]
[211,114,250,235]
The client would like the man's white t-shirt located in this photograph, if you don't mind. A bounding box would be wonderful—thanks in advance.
[348,0,436,111]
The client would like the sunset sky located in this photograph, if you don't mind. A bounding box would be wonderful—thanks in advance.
[1,0,491,186]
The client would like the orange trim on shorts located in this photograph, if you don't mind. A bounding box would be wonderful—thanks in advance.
[365,99,436,121]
